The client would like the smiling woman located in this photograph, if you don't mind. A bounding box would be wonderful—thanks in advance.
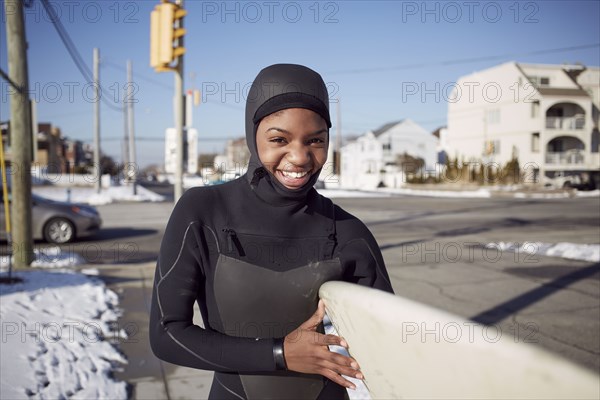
[149,63,393,400]
[257,108,329,190]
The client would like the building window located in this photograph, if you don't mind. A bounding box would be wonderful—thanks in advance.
[532,132,540,152]
[383,143,391,151]
[484,140,500,155]
[528,76,550,87]
[531,101,540,118]
[486,109,500,124]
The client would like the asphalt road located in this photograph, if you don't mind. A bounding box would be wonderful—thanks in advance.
[33,193,600,372]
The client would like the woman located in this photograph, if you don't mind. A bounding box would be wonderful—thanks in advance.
[150,63,394,400]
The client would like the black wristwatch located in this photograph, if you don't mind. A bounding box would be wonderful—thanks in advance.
[273,337,288,370]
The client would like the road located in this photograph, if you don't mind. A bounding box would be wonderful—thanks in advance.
[46,193,600,372]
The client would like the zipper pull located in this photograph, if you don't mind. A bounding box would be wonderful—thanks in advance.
[222,228,236,253]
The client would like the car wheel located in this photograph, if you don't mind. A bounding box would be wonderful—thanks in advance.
[44,218,75,244]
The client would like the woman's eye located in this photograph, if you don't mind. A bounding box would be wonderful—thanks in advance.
[309,138,325,144]
[269,138,286,143]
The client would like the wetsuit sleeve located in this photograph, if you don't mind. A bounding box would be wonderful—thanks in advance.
[149,191,277,372]
[338,216,395,294]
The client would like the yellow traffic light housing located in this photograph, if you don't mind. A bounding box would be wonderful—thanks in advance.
[150,1,187,71]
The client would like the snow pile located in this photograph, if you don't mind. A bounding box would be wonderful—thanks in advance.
[33,185,164,205]
[0,270,128,399]
[487,242,600,263]
[1,246,86,272]
[576,189,600,198]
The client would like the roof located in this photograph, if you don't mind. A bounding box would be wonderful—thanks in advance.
[537,88,590,97]
[372,120,404,137]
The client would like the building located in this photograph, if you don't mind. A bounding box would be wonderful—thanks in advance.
[340,119,438,189]
[446,62,600,186]
[1,121,88,174]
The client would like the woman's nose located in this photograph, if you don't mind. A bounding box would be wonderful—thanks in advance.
[286,143,311,166]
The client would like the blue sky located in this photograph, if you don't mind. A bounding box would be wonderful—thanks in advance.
[1,0,599,168]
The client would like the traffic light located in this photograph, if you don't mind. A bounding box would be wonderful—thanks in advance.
[150,1,187,71]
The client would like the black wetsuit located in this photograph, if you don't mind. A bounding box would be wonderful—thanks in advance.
[150,64,394,400]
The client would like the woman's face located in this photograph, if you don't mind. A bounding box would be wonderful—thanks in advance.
[256,108,329,190]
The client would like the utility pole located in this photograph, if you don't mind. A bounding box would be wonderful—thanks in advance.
[93,48,101,193]
[122,94,129,166]
[336,98,342,175]
[127,60,138,195]
[150,0,186,201]
[173,0,184,202]
[5,0,34,268]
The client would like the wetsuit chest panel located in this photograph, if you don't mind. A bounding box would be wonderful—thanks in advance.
[213,254,343,400]
[214,254,342,338]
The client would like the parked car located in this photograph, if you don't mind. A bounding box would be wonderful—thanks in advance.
[0,193,102,244]
[544,171,582,189]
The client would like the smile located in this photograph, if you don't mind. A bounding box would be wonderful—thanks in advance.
[280,170,309,179]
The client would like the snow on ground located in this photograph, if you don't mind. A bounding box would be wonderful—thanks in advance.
[319,187,600,199]
[0,268,128,399]
[33,184,164,205]
[317,189,394,198]
[1,246,86,272]
[487,242,600,263]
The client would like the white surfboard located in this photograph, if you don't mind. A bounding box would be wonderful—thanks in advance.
[319,281,599,400]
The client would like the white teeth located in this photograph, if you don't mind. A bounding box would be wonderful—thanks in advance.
[281,170,308,179]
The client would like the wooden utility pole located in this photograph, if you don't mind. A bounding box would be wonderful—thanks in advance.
[93,48,101,193]
[5,0,34,268]
[127,60,138,194]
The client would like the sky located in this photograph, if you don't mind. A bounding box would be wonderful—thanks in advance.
[1,0,599,168]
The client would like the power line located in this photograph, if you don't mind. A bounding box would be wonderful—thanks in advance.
[39,0,123,112]
[326,43,600,75]
[102,60,173,91]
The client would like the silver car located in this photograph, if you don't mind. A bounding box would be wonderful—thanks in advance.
[0,193,102,244]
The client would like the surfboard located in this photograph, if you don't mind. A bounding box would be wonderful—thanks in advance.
[319,281,599,399]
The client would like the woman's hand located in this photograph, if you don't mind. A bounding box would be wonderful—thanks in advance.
[283,299,363,390]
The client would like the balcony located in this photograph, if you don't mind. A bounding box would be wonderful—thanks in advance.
[545,150,585,165]
[545,116,585,130]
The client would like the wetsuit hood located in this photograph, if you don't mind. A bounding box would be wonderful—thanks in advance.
[245,64,331,205]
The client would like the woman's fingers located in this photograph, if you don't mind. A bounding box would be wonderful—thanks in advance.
[319,359,364,381]
[324,350,360,371]
[318,366,359,389]
[320,333,348,347]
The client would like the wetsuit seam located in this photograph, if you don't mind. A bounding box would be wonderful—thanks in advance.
[155,221,230,370]
[158,221,196,281]
[199,222,221,254]
[164,329,229,370]
[215,374,246,400]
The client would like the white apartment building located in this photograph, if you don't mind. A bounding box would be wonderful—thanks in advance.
[340,119,438,189]
[446,62,600,187]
